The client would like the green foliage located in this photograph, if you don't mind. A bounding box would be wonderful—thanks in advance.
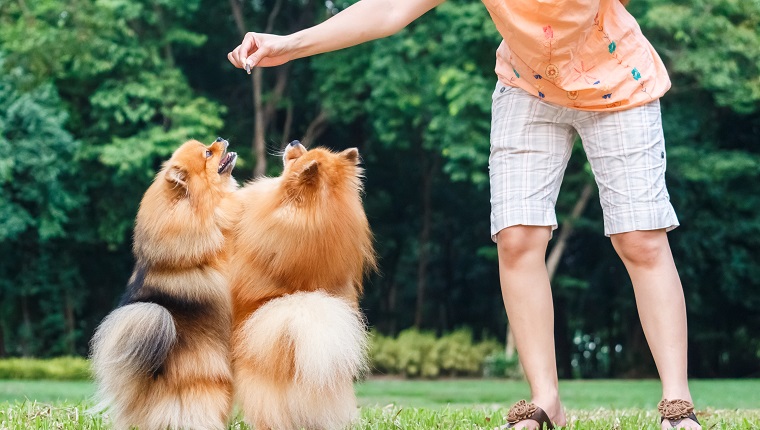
[0,62,86,357]
[0,71,82,243]
[482,351,521,379]
[0,357,90,381]
[369,329,505,378]
[638,0,760,113]
[0,0,225,357]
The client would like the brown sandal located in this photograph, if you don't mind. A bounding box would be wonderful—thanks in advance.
[658,399,700,428]
[504,400,555,429]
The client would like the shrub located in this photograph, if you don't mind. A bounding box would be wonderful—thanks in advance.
[367,328,514,379]
[0,356,91,380]
[368,331,399,374]
[482,350,521,378]
[396,329,439,378]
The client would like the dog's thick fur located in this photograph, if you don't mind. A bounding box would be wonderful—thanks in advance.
[230,142,376,430]
[90,139,238,430]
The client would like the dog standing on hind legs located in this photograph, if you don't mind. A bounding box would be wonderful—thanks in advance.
[90,138,239,430]
[230,141,376,430]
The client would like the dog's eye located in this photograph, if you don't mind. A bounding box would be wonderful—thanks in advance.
[205,150,213,158]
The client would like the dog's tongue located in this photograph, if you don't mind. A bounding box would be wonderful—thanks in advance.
[218,152,237,173]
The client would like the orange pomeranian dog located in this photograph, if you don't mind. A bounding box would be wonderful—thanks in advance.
[229,140,376,430]
[90,138,238,430]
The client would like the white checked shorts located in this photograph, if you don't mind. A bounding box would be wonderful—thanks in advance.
[489,82,679,241]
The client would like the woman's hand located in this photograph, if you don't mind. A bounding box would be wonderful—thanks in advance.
[228,32,296,72]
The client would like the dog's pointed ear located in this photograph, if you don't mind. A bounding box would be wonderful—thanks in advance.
[299,160,319,184]
[165,165,188,188]
[340,148,360,164]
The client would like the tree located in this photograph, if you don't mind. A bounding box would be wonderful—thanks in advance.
[0,64,84,355]
[0,0,226,355]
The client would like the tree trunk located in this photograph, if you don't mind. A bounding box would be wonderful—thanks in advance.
[280,101,294,148]
[388,281,398,335]
[0,319,6,357]
[381,236,405,335]
[64,289,76,354]
[505,329,517,360]
[414,153,439,328]
[252,68,267,176]
[546,183,594,278]
[21,294,31,357]
[301,110,329,147]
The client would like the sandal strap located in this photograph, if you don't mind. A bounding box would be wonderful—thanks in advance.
[506,400,555,429]
[661,412,700,426]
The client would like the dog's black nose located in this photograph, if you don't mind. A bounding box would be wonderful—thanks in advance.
[216,137,225,142]
[289,140,301,147]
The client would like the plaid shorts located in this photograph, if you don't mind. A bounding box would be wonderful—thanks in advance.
[489,82,679,241]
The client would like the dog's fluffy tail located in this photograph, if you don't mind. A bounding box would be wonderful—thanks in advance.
[90,302,176,411]
[236,291,367,429]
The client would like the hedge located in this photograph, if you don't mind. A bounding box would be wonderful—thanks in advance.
[0,329,519,380]
[369,328,518,378]
[0,356,91,380]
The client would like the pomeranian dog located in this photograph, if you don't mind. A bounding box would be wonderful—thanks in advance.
[229,140,376,430]
[90,138,238,430]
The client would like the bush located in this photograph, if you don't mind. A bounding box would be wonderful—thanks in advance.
[482,350,521,378]
[368,328,514,379]
[396,329,439,378]
[368,331,399,374]
[0,357,91,380]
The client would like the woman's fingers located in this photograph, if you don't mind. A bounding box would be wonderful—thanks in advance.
[227,33,256,68]
[228,45,244,68]
[227,51,238,67]
[244,49,267,71]
[235,34,254,67]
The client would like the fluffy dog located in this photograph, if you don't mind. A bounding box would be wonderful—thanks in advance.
[230,141,376,430]
[90,138,238,430]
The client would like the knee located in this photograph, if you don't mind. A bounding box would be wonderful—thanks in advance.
[495,226,551,267]
[610,229,669,268]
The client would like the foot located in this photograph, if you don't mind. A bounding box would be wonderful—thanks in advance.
[661,417,701,430]
[500,398,567,429]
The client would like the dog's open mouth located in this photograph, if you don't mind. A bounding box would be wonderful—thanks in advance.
[218,152,237,174]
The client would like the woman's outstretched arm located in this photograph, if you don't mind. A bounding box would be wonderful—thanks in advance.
[228,0,445,70]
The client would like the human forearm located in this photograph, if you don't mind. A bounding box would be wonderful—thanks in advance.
[289,0,444,59]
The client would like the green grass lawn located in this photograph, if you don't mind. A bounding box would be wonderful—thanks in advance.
[1,378,759,429]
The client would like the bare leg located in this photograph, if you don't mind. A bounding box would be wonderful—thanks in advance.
[497,225,567,429]
[610,229,701,430]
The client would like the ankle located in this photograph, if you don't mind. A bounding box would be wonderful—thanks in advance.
[530,394,563,420]
[662,388,694,403]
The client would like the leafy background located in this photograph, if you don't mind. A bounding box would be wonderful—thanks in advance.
[0,0,758,379]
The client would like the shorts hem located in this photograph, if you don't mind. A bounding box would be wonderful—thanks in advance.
[490,204,558,242]
[602,202,680,237]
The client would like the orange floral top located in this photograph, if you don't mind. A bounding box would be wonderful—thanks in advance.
[481,0,671,111]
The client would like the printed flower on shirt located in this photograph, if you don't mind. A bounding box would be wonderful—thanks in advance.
[535,83,546,99]
[631,68,641,80]
[609,41,617,54]
[571,61,598,85]
[545,64,559,81]
[543,25,554,40]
